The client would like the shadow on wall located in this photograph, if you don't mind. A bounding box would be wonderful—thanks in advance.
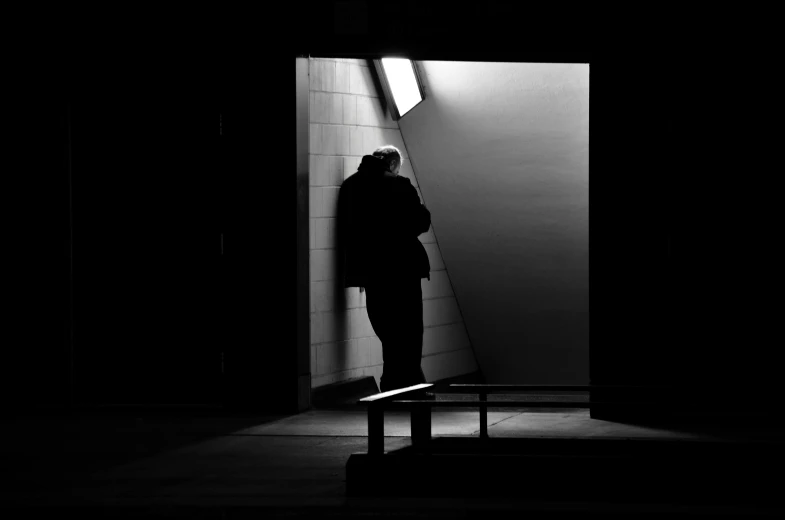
[333,268,348,370]
[368,60,390,116]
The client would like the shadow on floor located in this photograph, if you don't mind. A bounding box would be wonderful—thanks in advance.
[590,413,785,441]
[5,504,780,519]
[1,410,294,478]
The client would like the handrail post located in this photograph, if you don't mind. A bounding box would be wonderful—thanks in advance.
[368,402,384,455]
[411,401,432,452]
[479,392,488,439]
[359,384,433,455]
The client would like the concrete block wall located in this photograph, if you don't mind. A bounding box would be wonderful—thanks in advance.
[308,57,478,389]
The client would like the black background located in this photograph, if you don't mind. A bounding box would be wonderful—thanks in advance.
[5,2,780,416]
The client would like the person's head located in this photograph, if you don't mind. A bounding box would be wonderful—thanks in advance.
[372,145,403,175]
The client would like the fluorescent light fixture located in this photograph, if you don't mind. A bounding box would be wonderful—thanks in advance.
[374,58,424,120]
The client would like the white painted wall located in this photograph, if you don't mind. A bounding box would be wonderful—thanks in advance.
[399,61,589,384]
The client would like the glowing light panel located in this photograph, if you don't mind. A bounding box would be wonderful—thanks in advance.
[381,58,422,118]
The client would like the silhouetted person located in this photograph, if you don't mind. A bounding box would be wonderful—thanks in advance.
[337,146,431,392]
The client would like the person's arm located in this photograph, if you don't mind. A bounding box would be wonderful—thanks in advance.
[415,202,431,236]
[400,178,430,236]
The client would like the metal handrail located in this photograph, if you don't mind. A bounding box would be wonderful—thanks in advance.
[446,384,668,392]
[358,383,433,403]
[359,383,686,455]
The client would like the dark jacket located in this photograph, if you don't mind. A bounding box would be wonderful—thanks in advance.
[337,155,431,287]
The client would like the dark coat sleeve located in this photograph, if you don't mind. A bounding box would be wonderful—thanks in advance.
[400,177,430,236]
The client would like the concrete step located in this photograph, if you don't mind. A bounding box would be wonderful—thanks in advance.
[347,436,784,507]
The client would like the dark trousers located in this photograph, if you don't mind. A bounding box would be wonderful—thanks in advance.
[365,276,426,392]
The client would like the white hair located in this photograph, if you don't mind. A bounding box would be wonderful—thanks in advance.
[372,145,403,170]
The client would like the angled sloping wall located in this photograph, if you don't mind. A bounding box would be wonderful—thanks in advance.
[307,58,478,389]
[399,61,589,384]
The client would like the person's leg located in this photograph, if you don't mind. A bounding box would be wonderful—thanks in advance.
[366,277,425,392]
[391,276,424,388]
[365,282,401,392]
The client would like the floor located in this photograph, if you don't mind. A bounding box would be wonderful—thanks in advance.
[2,402,783,518]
